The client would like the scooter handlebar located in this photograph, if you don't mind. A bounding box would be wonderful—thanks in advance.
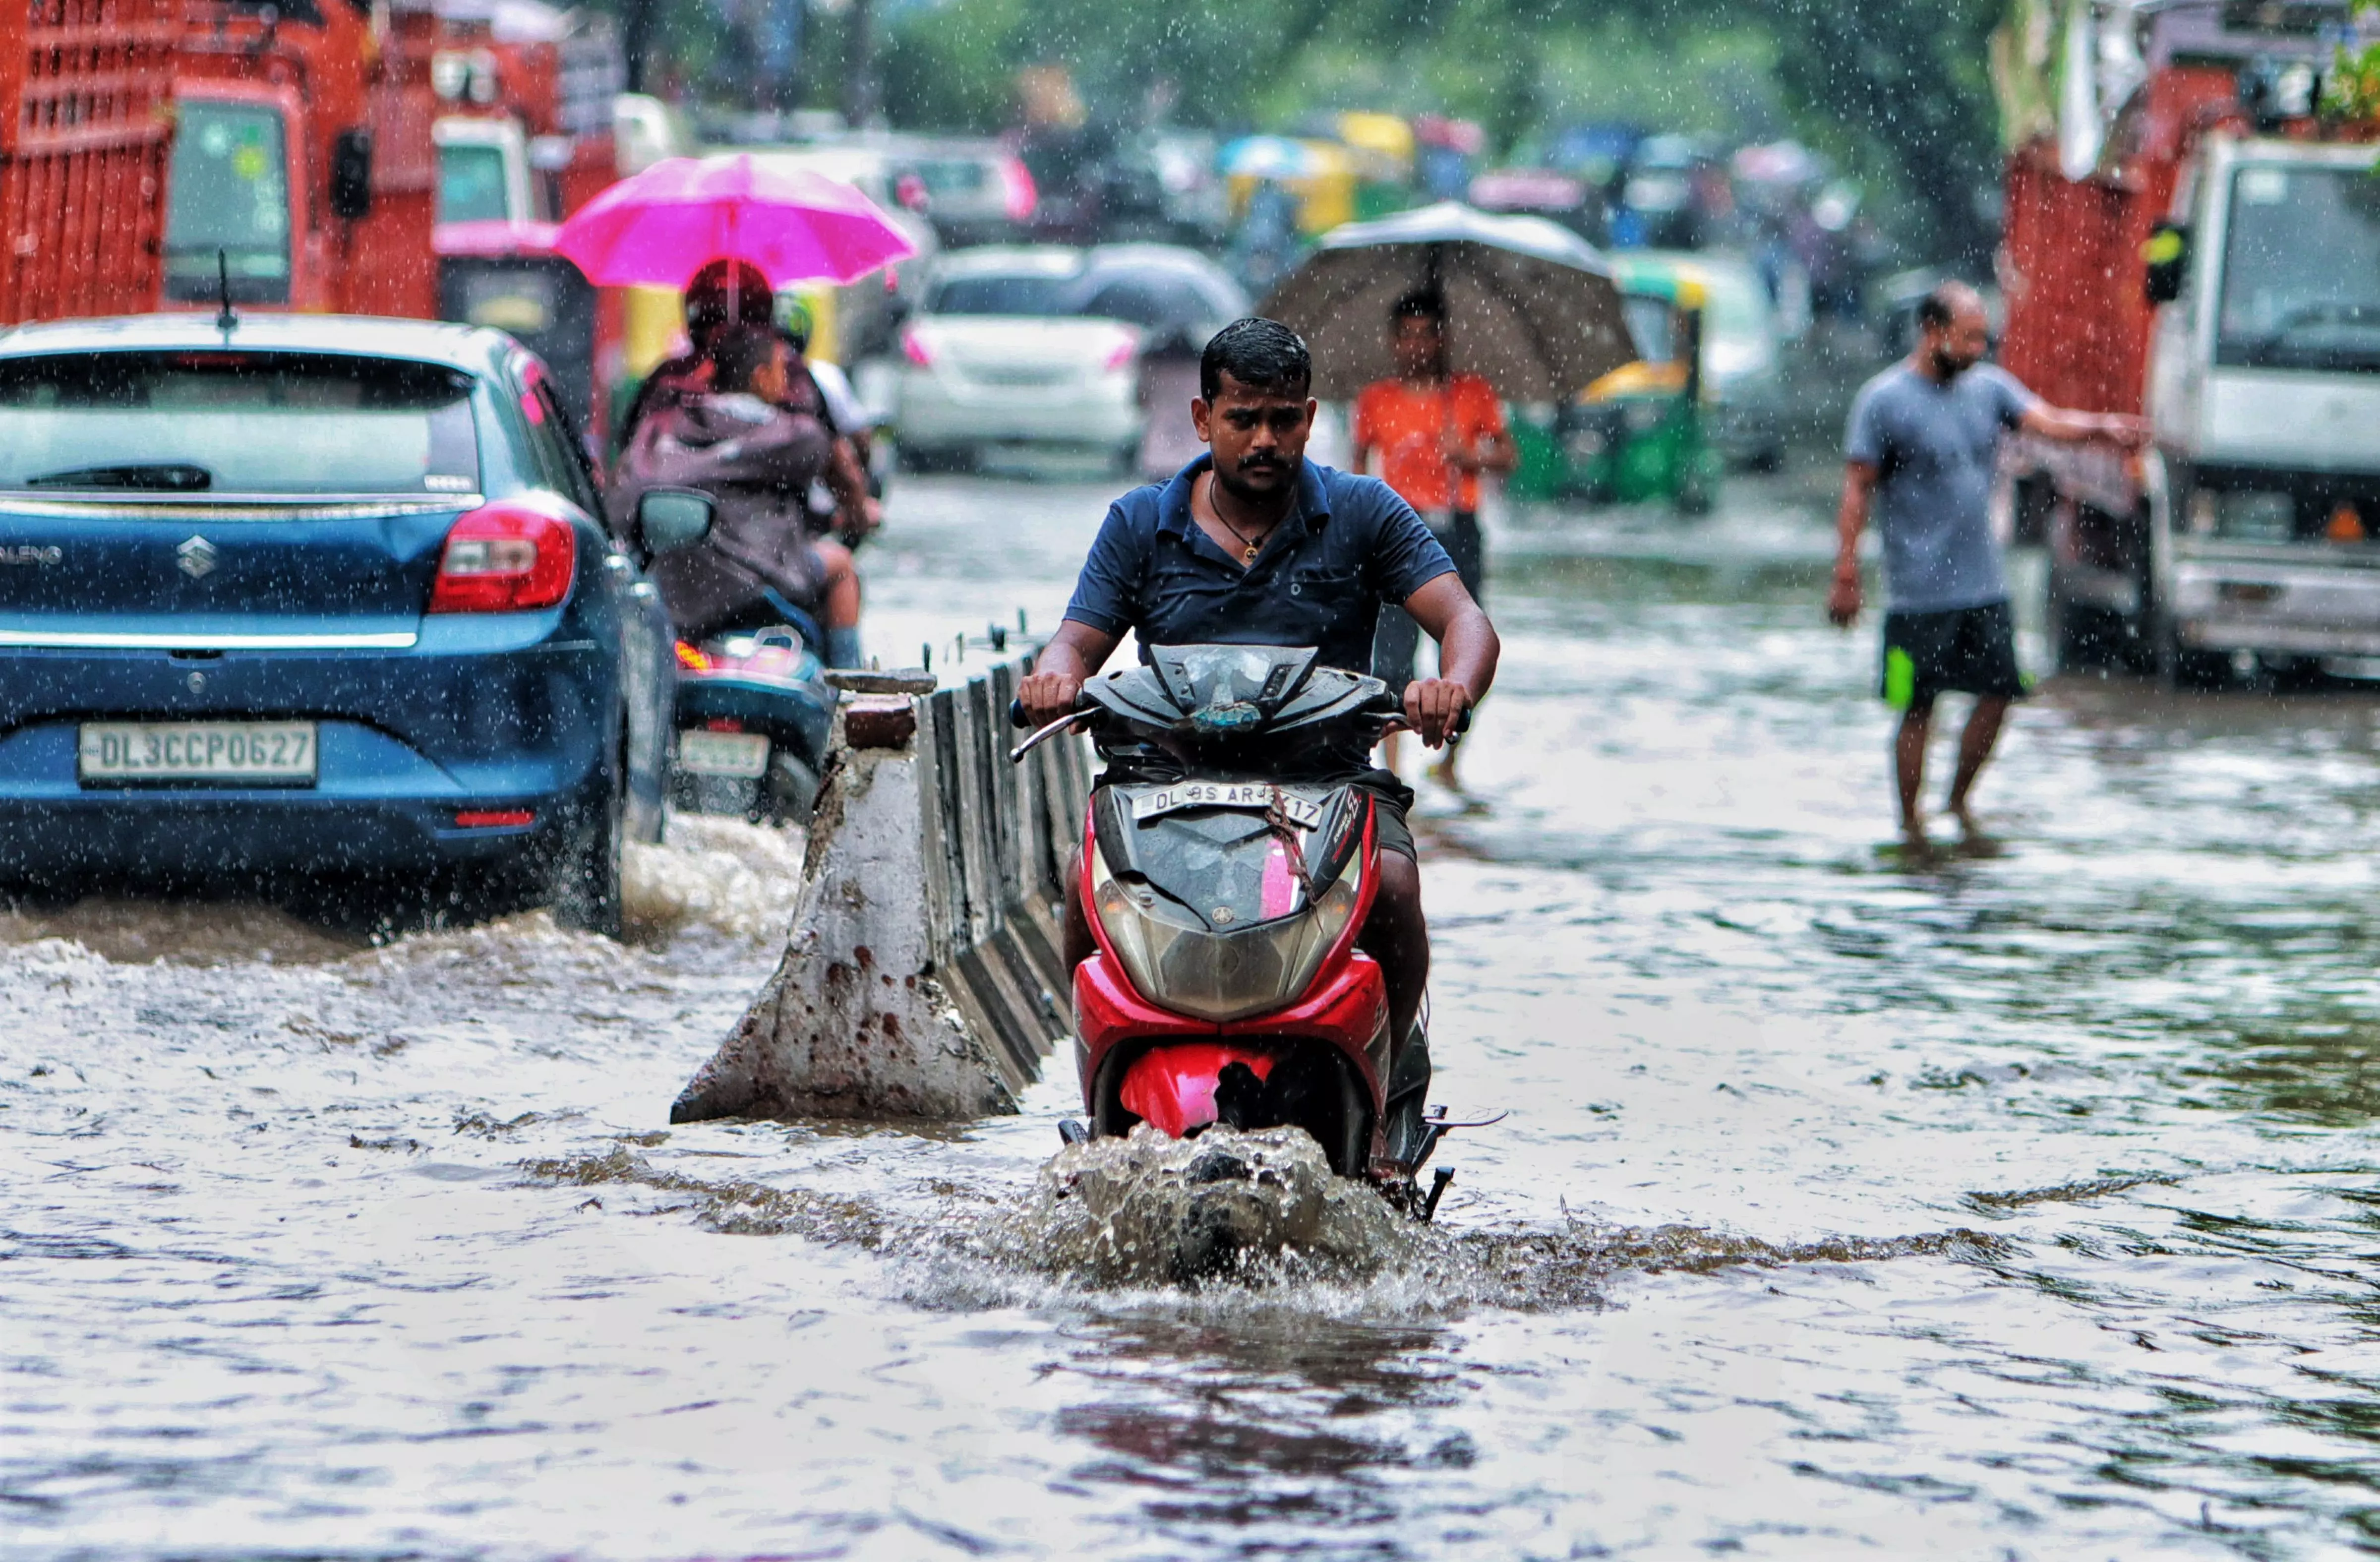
[1363,694,1474,742]
[1010,696,1093,729]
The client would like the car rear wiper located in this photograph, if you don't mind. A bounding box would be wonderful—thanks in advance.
[23,463,213,491]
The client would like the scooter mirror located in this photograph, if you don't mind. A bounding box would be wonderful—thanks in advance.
[638,488,715,553]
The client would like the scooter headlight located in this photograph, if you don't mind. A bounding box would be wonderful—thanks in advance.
[1090,843,1363,1022]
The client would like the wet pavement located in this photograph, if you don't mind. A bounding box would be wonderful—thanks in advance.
[5,470,2379,1559]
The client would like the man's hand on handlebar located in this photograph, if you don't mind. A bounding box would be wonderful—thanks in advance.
[1017,670,1087,728]
[1403,676,1473,748]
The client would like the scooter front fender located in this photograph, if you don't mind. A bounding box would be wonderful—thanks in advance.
[1075,950,1389,1113]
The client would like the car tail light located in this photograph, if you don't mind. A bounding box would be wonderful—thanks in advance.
[455,809,535,828]
[675,640,713,671]
[1102,332,1139,372]
[428,502,577,613]
[999,156,1038,223]
[901,327,935,368]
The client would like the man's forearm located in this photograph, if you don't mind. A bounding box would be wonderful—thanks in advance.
[1835,486,1868,570]
[826,440,870,522]
[1436,606,1498,701]
[2027,405,2147,445]
[1036,638,1093,682]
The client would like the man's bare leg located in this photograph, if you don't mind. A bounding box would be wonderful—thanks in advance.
[814,539,861,631]
[1896,702,1934,860]
[1945,695,2010,841]
[1358,848,1428,1046]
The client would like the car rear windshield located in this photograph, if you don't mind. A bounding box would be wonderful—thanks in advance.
[0,352,481,495]
[928,273,1075,316]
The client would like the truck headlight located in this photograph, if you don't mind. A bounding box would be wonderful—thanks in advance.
[2218,490,2294,541]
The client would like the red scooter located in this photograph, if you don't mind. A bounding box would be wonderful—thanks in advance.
[1011,644,1476,1213]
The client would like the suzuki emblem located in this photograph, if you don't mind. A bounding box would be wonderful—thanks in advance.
[177,536,218,580]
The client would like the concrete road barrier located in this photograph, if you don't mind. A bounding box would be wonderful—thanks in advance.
[671,646,1091,1122]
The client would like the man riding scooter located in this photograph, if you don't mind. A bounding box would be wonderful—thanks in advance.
[1017,317,1499,1081]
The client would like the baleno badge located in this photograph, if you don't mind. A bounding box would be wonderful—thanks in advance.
[177,536,218,579]
[0,545,61,566]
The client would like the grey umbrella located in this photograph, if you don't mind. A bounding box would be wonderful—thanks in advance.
[1256,202,1635,401]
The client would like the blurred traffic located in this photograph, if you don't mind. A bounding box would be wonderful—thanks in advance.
[8,0,2380,1554]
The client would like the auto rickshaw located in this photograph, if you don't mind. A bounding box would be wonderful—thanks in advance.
[1510,269,1719,513]
[435,217,618,459]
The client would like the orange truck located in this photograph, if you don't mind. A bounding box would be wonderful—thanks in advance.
[0,0,180,325]
[426,0,628,434]
[429,0,623,225]
[170,0,440,319]
[1997,0,2380,682]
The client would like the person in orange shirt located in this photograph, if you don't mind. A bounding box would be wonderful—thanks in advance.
[1353,290,1515,786]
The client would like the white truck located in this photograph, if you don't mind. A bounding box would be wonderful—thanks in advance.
[1997,0,2380,684]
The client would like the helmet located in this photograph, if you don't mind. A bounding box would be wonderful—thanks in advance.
[684,258,774,340]
[775,293,815,352]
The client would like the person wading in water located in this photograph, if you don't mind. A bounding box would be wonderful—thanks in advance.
[1831,281,2146,861]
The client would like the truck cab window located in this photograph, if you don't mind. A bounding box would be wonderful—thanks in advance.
[439,142,514,225]
[164,102,292,305]
[2217,164,2380,374]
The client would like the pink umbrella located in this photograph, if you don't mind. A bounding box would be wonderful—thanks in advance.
[553,153,917,290]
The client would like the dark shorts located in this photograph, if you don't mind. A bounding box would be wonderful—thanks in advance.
[1373,511,1484,698]
[1880,600,2027,709]
[1350,767,1417,860]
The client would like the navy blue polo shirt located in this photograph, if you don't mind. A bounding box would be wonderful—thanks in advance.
[1062,455,1456,672]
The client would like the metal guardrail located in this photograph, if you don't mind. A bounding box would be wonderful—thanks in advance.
[671,644,1090,1122]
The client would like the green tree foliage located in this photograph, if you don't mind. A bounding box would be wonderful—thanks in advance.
[1753,0,2007,265]
[876,0,2004,261]
[604,0,2010,264]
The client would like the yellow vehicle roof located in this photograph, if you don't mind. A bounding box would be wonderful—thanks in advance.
[1336,112,1416,171]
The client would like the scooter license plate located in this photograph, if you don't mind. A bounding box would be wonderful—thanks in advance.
[1131,782,1322,829]
[677,729,770,778]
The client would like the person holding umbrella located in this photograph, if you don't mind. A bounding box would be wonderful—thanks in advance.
[618,257,775,442]
[1258,203,1635,785]
[1353,289,1515,786]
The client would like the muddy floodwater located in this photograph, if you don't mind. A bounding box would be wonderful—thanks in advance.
[6,473,2379,1559]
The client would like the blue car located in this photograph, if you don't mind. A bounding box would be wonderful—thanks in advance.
[0,314,676,935]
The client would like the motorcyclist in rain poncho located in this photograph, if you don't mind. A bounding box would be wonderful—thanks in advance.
[610,325,864,666]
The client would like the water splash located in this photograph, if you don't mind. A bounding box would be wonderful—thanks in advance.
[521,1125,2006,1321]
[984,1125,1421,1288]
[622,814,805,944]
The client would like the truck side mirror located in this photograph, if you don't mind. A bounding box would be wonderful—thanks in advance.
[638,488,715,553]
[331,129,373,221]
[2143,221,2190,306]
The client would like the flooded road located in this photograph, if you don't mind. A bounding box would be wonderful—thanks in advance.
[6,471,2379,1559]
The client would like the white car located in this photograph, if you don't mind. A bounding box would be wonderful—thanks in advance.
[892,247,1150,470]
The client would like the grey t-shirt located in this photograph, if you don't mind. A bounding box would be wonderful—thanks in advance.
[1845,362,2039,613]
